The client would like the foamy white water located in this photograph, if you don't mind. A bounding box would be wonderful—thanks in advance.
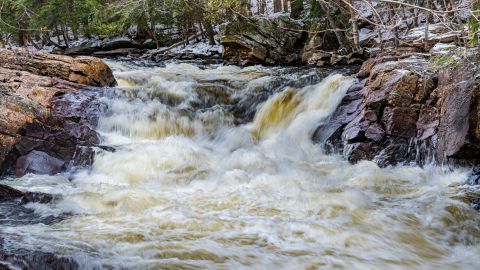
[1,61,479,270]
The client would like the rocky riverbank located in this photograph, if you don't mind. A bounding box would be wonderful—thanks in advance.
[0,49,115,178]
[314,47,480,176]
[0,49,115,269]
[0,46,479,269]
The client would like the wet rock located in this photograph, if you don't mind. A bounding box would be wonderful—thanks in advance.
[382,107,419,138]
[0,239,78,270]
[313,80,366,150]
[0,49,115,177]
[365,123,385,142]
[344,142,379,163]
[0,184,53,204]
[374,138,411,167]
[21,192,54,204]
[417,106,439,140]
[315,49,480,168]
[436,59,480,162]
[468,167,480,185]
[0,184,24,202]
[15,151,65,177]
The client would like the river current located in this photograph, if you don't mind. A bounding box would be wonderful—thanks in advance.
[1,60,480,269]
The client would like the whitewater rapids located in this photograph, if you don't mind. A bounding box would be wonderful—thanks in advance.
[1,61,479,270]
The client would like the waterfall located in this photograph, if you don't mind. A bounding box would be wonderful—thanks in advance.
[1,60,479,270]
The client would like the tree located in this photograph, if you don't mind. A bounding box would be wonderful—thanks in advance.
[291,0,304,18]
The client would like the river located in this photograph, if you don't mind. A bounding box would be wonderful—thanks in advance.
[1,60,480,269]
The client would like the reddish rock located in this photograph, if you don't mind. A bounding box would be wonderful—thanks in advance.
[0,49,116,87]
[436,59,480,162]
[317,51,480,168]
[382,107,419,138]
[417,106,439,140]
[364,110,378,122]
[0,49,115,177]
[365,123,385,142]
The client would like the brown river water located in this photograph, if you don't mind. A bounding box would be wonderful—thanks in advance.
[1,60,479,269]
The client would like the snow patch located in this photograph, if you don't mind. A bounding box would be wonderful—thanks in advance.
[170,41,222,55]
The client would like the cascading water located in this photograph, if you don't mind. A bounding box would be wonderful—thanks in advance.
[1,61,479,270]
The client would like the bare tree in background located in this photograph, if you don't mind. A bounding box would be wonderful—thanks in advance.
[274,0,283,12]
[283,0,290,12]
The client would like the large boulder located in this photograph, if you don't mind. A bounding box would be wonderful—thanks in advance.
[64,37,142,56]
[220,15,305,65]
[0,49,115,177]
[314,49,480,168]
[0,49,116,87]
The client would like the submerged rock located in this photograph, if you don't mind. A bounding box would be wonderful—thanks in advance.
[315,49,480,168]
[0,184,24,202]
[0,239,78,270]
[0,183,54,204]
[0,49,116,177]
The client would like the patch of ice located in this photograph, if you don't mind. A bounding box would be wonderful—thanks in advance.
[359,28,375,42]
[432,43,457,51]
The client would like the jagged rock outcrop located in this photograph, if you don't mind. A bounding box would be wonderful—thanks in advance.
[0,49,116,177]
[220,15,369,66]
[221,15,305,65]
[314,49,480,167]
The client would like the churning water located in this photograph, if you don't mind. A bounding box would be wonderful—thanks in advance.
[1,61,480,269]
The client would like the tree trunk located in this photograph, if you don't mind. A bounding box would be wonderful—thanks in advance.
[61,23,70,48]
[291,0,303,19]
[17,20,29,47]
[318,1,351,51]
[204,23,216,45]
[72,26,79,40]
[348,0,360,50]
[18,31,29,47]
[283,0,289,12]
[136,16,149,40]
[373,10,384,52]
[387,4,399,48]
[424,0,432,51]
[199,22,205,40]
[55,24,62,46]
[259,0,266,14]
[274,0,282,13]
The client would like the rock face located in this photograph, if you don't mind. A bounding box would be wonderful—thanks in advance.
[314,50,480,167]
[0,49,116,86]
[220,15,368,66]
[221,15,305,65]
[0,49,115,177]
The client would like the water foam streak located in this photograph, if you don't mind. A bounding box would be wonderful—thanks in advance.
[1,61,479,270]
